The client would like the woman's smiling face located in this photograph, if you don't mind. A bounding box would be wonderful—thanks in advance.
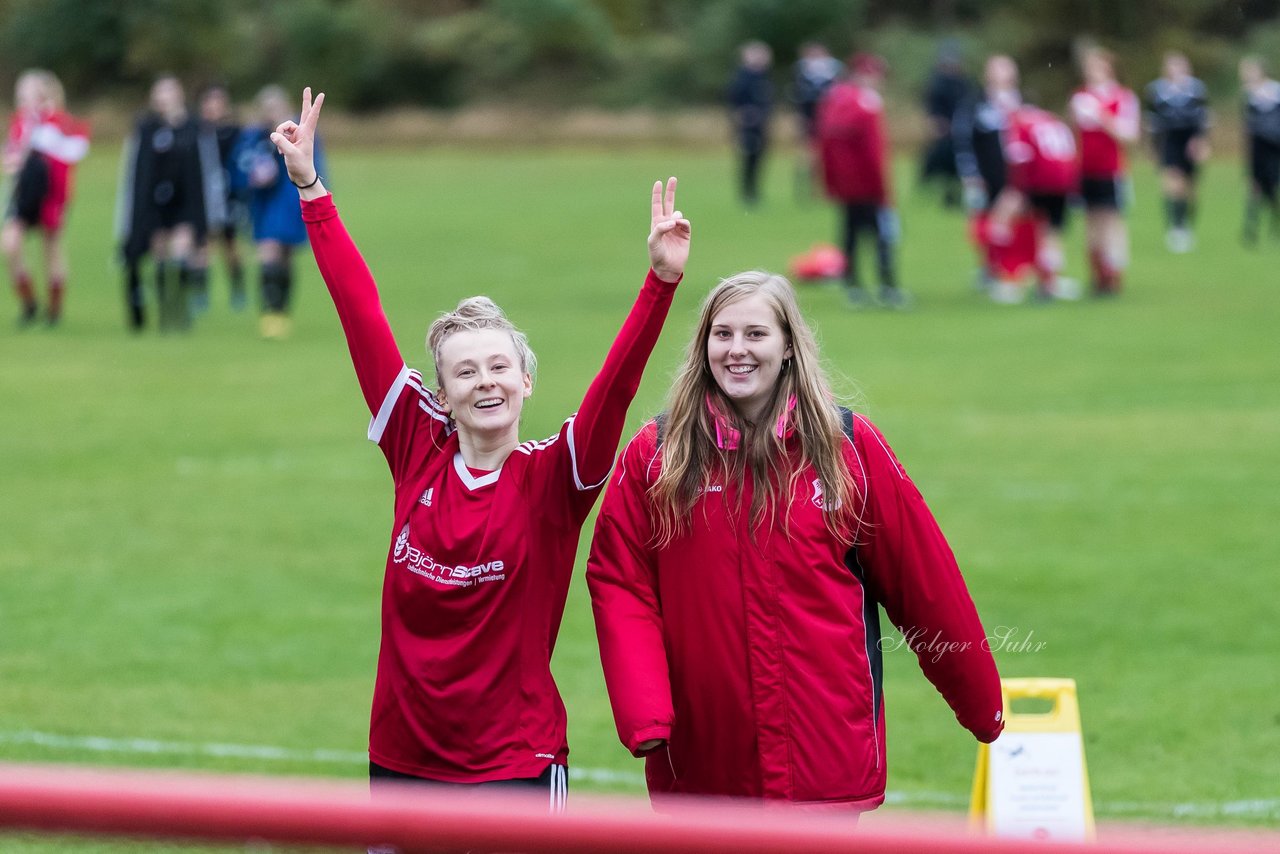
[706,293,792,423]
[436,328,532,439]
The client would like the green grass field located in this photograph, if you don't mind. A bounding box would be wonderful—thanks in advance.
[1,142,1278,850]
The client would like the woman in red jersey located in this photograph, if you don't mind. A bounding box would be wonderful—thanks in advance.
[270,89,689,807]
[1069,46,1139,295]
[2,69,89,327]
[587,270,1004,812]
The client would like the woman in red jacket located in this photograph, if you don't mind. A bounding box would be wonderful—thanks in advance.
[587,270,1004,811]
[815,54,903,309]
[270,89,688,806]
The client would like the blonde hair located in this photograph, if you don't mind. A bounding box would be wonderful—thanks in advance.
[426,296,537,390]
[16,69,63,112]
[650,271,860,546]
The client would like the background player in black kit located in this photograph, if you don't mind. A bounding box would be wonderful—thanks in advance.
[1145,51,1210,253]
[920,42,972,209]
[1239,56,1280,247]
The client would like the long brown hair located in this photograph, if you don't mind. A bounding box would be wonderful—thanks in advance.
[650,271,860,546]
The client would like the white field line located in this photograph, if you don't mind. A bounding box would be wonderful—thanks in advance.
[0,729,641,787]
[1,730,1277,820]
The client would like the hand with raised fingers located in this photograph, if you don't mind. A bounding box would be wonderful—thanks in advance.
[269,86,326,195]
[648,176,690,284]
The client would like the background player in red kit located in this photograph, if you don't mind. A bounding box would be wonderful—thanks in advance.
[1070,46,1139,296]
[815,53,905,308]
[994,104,1081,302]
[269,88,686,806]
[2,69,89,327]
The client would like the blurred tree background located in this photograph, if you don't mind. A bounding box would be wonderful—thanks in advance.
[1,0,1279,112]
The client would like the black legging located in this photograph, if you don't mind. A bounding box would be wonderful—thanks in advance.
[738,128,766,204]
[841,202,896,290]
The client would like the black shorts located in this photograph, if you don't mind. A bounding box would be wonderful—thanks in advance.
[1027,192,1069,229]
[369,760,568,810]
[1249,137,1280,195]
[1158,129,1200,176]
[7,153,49,228]
[1080,177,1125,211]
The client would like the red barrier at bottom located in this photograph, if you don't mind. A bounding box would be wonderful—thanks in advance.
[0,763,1274,854]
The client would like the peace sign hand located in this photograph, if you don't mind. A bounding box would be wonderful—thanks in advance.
[648,177,690,284]
[270,87,325,193]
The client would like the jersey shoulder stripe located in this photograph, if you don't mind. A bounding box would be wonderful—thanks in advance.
[369,364,452,443]
[369,365,414,443]
[515,434,561,455]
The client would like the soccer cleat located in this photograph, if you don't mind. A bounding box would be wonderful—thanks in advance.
[1048,277,1082,301]
[188,289,210,317]
[259,313,279,339]
[1165,228,1194,254]
[844,286,871,310]
[260,312,292,340]
[878,287,913,310]
[973,268,994,295]
[989,281,1025,304]
[16,302,38,329]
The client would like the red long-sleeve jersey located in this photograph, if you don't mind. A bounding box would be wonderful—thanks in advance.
[587,414,1004,808]
[302,194,678,782]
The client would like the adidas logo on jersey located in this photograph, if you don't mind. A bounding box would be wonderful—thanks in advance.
[419,487,434,507]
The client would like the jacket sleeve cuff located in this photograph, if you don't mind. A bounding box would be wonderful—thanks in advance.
[300,193,337,222]
[627,724,673,757]
[973,720,1005,744]
[646,268,682,289]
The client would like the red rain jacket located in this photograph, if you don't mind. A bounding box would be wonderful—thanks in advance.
[816,80,891,205]
[587,413,1004,808]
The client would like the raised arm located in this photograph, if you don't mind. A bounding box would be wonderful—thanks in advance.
[567,178,689,489]
[273,88,406,417]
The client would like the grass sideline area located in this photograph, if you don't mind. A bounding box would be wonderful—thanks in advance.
[1,145,1277,850]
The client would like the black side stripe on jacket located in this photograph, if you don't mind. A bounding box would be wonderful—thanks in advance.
[845,549,884,722]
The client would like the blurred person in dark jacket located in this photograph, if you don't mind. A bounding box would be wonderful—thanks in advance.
[116,75,224,331]
[919,42,972,209]
[728,41,774,206]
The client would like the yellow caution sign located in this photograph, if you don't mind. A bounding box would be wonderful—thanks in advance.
[970,678,1095,842]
